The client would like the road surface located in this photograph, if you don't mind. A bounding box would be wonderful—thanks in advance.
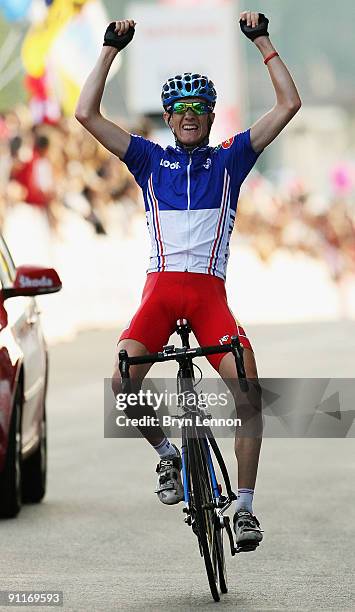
[0,322,354,611]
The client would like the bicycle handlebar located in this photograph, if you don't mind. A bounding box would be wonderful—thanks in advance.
[122,344,229,365]
[119,336,249,392]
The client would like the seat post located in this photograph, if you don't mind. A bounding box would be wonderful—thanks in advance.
[176,318,191,349]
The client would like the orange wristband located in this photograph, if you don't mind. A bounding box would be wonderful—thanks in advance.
[264,51,279,65]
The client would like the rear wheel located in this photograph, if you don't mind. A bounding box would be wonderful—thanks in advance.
[22,405,47,503]
[188,428,219,602]
[0,384,22,518]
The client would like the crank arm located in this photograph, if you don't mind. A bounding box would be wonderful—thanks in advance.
[223,515,236,556]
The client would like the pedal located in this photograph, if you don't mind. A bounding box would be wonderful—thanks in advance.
[236,542,259,553]
[217,494,227,507]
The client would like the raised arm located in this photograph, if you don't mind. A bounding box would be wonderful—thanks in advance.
[75,19,135,160]
[240,12,302,153]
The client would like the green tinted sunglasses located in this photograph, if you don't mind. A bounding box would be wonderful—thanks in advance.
[172,101,211,115]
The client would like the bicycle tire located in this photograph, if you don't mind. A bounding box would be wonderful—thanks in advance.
[215,520,228,593]
[187,427,220,602]
[200,437,228,594]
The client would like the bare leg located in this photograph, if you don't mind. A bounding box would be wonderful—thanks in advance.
[113,339,184,505]
[218,348,262,489]
[112,339,166,447]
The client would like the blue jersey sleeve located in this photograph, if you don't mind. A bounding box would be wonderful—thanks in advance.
[217,129,261,185]
[122,134,160,188]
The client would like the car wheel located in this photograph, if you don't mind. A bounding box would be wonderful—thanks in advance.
[0,384,22,518]
[22,404,47,504]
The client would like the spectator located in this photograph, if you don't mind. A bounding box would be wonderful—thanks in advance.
[11,134,55,212]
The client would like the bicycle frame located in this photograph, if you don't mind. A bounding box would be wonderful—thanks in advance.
[173,322,238,556]
[118,318,248,557]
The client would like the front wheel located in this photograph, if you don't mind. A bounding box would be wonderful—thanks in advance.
[188,429,220,602]
[215,519,228,593]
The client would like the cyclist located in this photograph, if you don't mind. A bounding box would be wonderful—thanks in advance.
[76,11,301,550]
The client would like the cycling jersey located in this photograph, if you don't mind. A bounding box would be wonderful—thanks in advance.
[123,129,261,280]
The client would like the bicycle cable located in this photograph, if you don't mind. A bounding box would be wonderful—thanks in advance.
[193,363,203,387]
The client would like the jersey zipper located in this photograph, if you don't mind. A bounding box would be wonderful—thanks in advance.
[185,155,192,272]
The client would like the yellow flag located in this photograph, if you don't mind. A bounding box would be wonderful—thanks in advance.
[59,69,81,116]
[22,0,90,77]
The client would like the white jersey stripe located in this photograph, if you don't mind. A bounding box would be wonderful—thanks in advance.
[146,181,160,270]
[207,169,230,274]
[148,174,165,271]
[212,174,231,274]
[207,169,228,274]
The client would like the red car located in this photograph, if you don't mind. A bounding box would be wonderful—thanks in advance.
[0,234,61,518]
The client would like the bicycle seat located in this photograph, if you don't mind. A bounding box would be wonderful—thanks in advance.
[175,319,191,334]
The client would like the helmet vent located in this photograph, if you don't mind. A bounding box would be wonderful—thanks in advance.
[161,72,217,109]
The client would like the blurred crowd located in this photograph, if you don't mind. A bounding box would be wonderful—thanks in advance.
[0,106,354,283]
[238,176,355,282]
[0,106,147,241]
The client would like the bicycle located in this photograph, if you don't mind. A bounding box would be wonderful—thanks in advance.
[118,318,253,602]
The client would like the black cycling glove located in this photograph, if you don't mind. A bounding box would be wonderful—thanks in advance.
[239,13,269,41]
[103,22,135,51]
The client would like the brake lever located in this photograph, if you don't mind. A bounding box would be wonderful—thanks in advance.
[230,336,249,393]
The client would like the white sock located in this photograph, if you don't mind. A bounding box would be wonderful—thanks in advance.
[235,488,254,514]
[153,437,177,459]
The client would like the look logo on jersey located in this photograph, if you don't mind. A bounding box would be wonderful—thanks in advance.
[160,159,181,170]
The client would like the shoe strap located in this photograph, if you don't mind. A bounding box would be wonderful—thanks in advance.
[156,456,180,473]
[234,512,262,530]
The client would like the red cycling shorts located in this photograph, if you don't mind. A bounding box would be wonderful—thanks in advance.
[119,272,253,372]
